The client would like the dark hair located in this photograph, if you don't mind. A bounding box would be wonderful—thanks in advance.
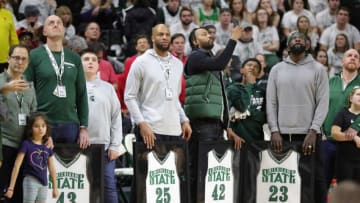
[8,45,29,57]
[333,33,350,53]
[291,0,310,10]
[132,0,151,7]
[180,6,193,16]
[79,48,97,57]
[314,49,329,67]
[255,0,279,26]
[189,28,200,50]
[241,58,262,73]
[336,6,351,16]
[253,8,272,27]
[229,0,246,17]
[85,21,100,32]
[87,41,106,54]
[203,24,216,31]
[296,15,310,33]
[134,34,150,45]
[220,8,231,15]
[171,33,186,44]
[25,112,51,143]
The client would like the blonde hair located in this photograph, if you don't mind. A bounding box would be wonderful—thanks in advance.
[348,86,360,107]
[55,6,72,26]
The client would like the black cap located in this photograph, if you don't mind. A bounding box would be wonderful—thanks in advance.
[24,5,40,18]
[202,24,216,31]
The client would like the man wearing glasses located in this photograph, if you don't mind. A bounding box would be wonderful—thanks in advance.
[322,48,360,191]
[0,45,37,203]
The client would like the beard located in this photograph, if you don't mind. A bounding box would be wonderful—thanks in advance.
[182,20,192,26]
[289,44,306,55]
[201,40,214,50]
[154,41,170,52]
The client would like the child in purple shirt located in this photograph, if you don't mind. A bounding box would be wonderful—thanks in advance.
[4,112,58,202]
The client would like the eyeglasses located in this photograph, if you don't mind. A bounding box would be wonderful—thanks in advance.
[10,56,28,62]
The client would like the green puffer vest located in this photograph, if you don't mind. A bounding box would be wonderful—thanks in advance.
[184,71,223,119]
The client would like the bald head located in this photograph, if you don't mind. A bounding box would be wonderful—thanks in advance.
[43,15,65,40]
[152,24,171,54]
[342,48,360,72]
[152,24,170,37]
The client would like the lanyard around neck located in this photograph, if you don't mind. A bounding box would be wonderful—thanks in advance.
[44,44,65,85]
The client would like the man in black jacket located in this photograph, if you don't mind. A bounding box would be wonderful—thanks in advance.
[184,25,244,201]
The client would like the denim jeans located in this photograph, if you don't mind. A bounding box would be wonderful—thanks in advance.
[104,154,118,203]
[51,123,79,144]
[321,140,337,187]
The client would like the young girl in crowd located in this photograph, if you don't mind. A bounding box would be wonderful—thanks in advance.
[4,112,58,202]
[331,86,360,184]
[328,33,350,77]
[296,15,319,53]
[229,0,252,25]
[314,49,330,75]
[253,0,280,27]
[253,7,280,70]
[55,5,76,41]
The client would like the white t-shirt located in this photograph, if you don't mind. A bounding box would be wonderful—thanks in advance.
[316,8,336,31]
[319,23,360,49]
[257,26,279,54]
[215,22,232,47]
[246,0,277,13]
[281,9,317,31]
[327,49,344,78]
[170,22,199,55]
[233,40,264,63]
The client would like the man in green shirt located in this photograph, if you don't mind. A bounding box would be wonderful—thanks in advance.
[322,48,360,188]
[25,15,89,149]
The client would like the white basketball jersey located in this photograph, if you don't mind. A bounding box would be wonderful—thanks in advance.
[256,149,301,203]
[162,6,181,27]
[205,149,234,203]
[48,153,90,203]
[146,150,180,203]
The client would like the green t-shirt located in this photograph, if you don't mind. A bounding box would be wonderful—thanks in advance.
[25,46,88,126]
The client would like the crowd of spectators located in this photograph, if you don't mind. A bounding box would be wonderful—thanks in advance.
[2,0,359,72]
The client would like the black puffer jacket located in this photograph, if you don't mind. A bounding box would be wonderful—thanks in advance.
[124,6,157,56]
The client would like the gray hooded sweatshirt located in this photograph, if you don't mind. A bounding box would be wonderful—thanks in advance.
[266,54,329,134]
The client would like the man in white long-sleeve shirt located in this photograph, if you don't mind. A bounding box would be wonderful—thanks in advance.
[81,48,122,203]
[125,24,192,149]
